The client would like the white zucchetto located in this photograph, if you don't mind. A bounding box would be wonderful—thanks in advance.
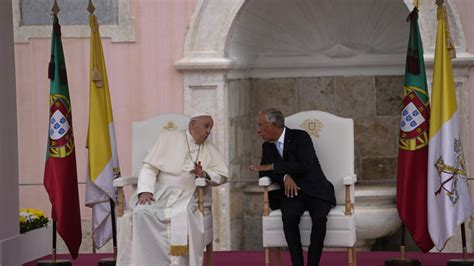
[190,112,211,119]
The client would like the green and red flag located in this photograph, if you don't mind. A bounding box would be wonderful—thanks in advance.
[43,14,82,259]
[396,7,434,253]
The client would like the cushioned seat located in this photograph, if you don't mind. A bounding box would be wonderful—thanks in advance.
[263,206,356,248]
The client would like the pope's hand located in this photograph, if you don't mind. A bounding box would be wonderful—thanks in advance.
[137,192,155,205]
[190,161,204,177]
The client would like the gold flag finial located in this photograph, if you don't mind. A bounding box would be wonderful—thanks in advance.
[413,0,420,9]
[87,0,96,15]
[436,0,456,58]
[51,0,60,15]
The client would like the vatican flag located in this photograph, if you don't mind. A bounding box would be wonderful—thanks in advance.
[85,14,121,249]
[427,5,473,251]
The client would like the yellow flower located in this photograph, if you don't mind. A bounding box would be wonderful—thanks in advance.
[19,208,49,234]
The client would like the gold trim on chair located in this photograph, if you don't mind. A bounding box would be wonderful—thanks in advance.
[164,121,178,131]
[300,119,324,138]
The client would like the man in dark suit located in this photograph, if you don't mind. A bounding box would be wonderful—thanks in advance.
[250,108,336,266]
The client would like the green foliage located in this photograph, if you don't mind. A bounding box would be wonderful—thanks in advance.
[19,208,49,234]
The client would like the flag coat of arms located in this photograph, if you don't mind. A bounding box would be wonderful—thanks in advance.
[396,7,433,253]
[427,5,473,251]
[85,15,121,249]
[44,14,82,259]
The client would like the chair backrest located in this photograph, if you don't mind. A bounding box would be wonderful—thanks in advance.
[285,111,355,205]
[131,113,190,176]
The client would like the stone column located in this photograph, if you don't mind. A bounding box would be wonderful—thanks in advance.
[183,71,232,250]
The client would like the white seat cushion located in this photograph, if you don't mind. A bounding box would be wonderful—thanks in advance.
[262,206,356,248]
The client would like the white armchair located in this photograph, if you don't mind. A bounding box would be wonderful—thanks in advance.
[259,110,357,266]
[113,113,214,265]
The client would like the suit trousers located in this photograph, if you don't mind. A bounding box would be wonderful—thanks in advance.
[280,191,332,266]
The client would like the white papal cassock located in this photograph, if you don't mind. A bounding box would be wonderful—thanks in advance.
[117,129,228,266]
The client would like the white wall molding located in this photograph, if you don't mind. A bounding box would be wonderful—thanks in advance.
[12,0,135,43]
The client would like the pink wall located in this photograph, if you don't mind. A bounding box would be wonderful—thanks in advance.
[14,0,474,223]
[16,0,197,219]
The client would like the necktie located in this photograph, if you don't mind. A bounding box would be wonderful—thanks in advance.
[277,141,283,157]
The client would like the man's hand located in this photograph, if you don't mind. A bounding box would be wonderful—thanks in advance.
[137,192,155,205]
[190,161,204,177]
[249,164,273,172]
[284,175,300,198]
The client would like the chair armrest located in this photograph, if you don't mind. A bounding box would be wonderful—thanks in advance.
[342,174,356,215]
[259,176,281,191]
[195,177,207,187]
[113,176,138,187]
[343,174,357,185]
[259,176,272,186]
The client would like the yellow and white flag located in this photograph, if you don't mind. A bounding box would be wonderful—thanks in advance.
[427,5,473,251]
[85,15,121,249]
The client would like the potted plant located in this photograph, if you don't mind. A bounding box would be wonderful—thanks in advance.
[19,208,49,234]
[19,208,52,263]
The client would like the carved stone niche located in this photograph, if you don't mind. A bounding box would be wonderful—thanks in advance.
[176,0,473,251]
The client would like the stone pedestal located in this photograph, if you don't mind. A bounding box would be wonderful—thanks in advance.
[19,226,52,264]
[355,183,401,250]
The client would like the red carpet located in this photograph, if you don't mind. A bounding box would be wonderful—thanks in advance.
[24,250,473,265]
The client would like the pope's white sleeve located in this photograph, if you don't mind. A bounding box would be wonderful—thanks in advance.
[137,163,159,195]
[205,169,227,186]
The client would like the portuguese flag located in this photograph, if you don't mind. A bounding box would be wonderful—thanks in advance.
[396,7,434,253]
[43,14,82,259]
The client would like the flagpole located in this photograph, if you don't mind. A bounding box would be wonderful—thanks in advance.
[97,200,118,266]
[461,223,468,261]
[384,224,421,266]
[53,221,57,262]
[401,224,406,260]
[110,199,118,259]
[444,220,474,264]
[37,221,73,266]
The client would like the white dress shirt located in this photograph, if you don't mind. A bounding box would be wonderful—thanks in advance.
[275,128,290,181]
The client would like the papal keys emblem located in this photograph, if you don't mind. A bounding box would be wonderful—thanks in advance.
[399,91,430,151]
[48,94,75,158]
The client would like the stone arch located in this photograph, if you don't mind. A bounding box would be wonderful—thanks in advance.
[177,0,467,70]
[176,0,471,250]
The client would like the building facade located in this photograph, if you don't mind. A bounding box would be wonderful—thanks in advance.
[1,1,473,261]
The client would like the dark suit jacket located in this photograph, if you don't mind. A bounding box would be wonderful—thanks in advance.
[259,127,336,210]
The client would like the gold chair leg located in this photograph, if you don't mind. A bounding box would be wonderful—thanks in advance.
[274,247,281,266]
[206,243,213,266]
[347,246,356,266]
[265,248,270,266]
[353,246,356,266]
